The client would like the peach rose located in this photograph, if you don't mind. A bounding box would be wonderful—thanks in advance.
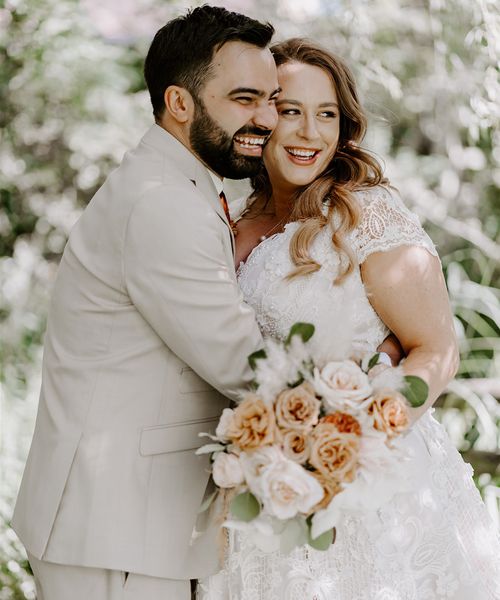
[368,389,410,438]
[227,395,277,451]
[309,423,360,483]
[281,428,310,464]
[310,471,342,511]
[275,383,321,432]
[320,412,362,436]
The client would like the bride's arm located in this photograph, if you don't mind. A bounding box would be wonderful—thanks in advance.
[361,244,460,421]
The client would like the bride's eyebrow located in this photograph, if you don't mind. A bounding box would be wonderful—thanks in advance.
[276,99,301,107]
[276,99,339,108]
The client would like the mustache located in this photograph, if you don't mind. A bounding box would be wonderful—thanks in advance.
[233,125,273,140]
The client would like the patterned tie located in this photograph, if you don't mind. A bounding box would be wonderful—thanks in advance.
[219,190,237,235]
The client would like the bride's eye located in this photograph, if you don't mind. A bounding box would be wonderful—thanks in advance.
[280,108,300,116]
[319,111,338,119]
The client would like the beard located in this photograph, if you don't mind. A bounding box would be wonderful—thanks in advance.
[189,97,270,180]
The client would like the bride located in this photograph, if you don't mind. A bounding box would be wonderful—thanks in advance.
[198,38,500,599]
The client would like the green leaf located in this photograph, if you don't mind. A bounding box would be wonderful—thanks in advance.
[230,492,261,522]
[248,349,267,370]
[368,353,380,371]
[402,375,429,407]
[279,517,309,554]
[195,443,225,455]
[308,525,336,551]
[285,322,315,345]
[198,490,218,514]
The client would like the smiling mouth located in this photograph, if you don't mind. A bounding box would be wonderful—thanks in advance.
[234,135,267,149]
[285,147,321,162]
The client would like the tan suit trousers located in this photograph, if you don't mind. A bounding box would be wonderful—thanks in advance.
[28,553,195,600]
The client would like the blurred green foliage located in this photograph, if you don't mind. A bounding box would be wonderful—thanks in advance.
[1,0,499,596]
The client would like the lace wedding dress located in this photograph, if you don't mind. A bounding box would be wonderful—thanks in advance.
[197,185,500,600]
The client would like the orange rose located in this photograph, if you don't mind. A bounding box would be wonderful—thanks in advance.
[275,383,321,433]
[227,395,277,450]
[309,423,360,483]
[368,389,410,438]
[320,412,362,436]
[281,428,310,464]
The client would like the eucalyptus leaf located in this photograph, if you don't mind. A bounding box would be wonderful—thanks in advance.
[198,490,218,514]
[308,525,336,551]
[248,349,267,370]
[368,353,380,371]
[285,322,315,345]
[279,517,309,554]
[230,492,260,522]
[195,443,225,455]
[402,375,429,407]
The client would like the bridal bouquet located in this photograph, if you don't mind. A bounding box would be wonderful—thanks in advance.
[197,323,428,553]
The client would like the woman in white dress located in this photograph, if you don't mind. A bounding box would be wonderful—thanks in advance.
[198,38,500,600]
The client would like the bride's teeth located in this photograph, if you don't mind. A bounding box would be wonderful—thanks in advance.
[287,148,316,158]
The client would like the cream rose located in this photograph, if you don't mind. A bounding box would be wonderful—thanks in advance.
[259,458,324,519]
[212,452,244,488]
[215,408,235,442]
[239,446,284,497]
[309,422,360,483]
[275,383,321,432]
[368,389,410,438]
[281,428,310,464]
[314,361,372,412]
[227,395,277,451]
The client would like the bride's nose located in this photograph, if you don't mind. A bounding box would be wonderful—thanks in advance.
[297,114,320,141]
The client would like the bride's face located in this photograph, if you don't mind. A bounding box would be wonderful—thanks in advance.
[263,61,340,192]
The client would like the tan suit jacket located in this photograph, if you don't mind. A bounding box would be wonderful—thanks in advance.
[12,125,262,579]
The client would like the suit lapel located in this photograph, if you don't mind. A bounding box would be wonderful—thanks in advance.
[141,125,235,256]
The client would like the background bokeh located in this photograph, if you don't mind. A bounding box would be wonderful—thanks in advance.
[1,0,499,597]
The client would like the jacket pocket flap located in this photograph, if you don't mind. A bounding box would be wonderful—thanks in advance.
[139,417,219,456]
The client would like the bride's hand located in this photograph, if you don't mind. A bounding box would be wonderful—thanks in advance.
[377,333,405,366]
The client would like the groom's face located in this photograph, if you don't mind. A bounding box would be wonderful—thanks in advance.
[189,41,280,179]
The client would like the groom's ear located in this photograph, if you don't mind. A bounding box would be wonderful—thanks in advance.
[163,85,195,124]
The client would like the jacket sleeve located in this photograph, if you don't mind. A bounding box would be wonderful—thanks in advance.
[123,183,263,400]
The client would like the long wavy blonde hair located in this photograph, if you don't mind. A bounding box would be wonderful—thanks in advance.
[248,38,387,283]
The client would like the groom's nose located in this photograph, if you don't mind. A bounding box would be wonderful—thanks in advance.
[252,101,278,132]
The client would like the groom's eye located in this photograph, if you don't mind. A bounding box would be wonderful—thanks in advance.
[234,96,253,105]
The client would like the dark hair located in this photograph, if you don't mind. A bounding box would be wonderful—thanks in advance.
[249,38,387,284]
[144,5,274,120]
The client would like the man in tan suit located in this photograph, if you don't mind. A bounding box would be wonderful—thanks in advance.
[12,6,280,599]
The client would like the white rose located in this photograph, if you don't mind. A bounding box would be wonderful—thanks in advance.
[215,408,236,442]
[259,458,324,520]
[212,452,244,488]
[240,446,284,497]
[314,360,372,412]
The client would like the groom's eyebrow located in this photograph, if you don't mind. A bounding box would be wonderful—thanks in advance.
[228,87,282,98]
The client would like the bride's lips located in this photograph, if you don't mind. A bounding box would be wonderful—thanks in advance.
[284,146,322,165]
[234,135,267,156]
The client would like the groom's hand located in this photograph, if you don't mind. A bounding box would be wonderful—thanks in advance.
[377,333,405,366]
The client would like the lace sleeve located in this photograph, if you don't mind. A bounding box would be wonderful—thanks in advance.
[351,185,438,264]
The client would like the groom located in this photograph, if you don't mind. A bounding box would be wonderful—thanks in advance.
[12,5,279,599]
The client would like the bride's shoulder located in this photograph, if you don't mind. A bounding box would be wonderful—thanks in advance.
[352,183,404,209]
[349,184,438,262]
